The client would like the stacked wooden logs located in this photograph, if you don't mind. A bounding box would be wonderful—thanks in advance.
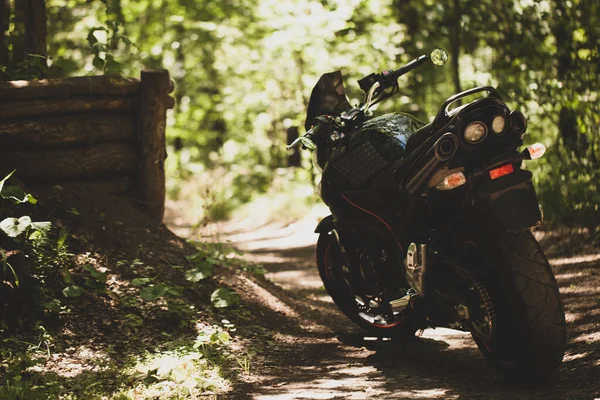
[0,70,175,222]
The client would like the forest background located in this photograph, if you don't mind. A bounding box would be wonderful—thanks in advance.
[2,0,599,227]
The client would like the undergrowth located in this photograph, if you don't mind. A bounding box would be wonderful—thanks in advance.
[0,171,269,399]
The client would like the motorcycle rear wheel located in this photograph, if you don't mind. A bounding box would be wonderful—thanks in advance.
[458,228,566,383]
[316,231,415,337]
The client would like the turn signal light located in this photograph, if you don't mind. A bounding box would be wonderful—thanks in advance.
[489,164,514,180]
[527,143,546,159]
[436,172,467,191]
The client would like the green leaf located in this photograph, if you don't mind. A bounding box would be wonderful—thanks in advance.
[216,330,230,344]
[210,288,239,308]
[185,251,205,261]
[0,170,15,194]
[140,283,168,301]
[31,221,51,232]
[57,227,68,249]
[131,277,153,287]
[0,216,32,237]
[165,286,182,296]
[0,185,36,204]
[83,264,107,283]
[28,230,43,241]
[184,261,213,282]
[63,285,85,298]
[92,55,105,70]
[4,262,19,287]
[85,278,106,291]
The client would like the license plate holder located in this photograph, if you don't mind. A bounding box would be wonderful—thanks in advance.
[476,170,542,230]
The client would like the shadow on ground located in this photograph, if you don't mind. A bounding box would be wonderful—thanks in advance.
[231,226,600,399]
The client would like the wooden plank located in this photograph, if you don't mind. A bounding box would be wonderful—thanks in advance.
[0,96,136,120]
[0,75,140,101]
[137,69,169,222]
[0,142,137,181]
[0,112,135,147]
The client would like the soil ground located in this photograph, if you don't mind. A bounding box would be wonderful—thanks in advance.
[3,182,597,399]
[183,210,600,399]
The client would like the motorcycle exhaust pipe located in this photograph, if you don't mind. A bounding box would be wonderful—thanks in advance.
[405,132,458,195]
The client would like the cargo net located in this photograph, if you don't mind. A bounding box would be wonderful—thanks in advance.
[331,141,388,187]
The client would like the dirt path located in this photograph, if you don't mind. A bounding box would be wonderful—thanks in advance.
[199,214,600,399]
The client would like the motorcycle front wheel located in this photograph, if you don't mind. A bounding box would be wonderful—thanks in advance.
[316,230,415,337]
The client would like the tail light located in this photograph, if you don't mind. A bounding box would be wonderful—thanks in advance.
[436,172,467,191]
[489,164,514,180]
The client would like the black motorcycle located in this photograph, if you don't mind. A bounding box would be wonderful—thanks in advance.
[287,49,565,382]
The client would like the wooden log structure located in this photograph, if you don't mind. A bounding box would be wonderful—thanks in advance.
[0,70,175,223]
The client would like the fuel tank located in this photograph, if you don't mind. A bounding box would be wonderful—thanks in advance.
[320,112,425,203]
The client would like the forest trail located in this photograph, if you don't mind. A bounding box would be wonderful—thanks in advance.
[200,213,600,399]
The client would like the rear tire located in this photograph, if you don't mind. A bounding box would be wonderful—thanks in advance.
[459,229,566,383]
[316,231,415,337]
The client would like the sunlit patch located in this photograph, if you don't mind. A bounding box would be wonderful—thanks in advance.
[309,294,334,303]
[564,312,579,323]
[555,272,587,281]
[27,346,109,378]
[266,270,324,290]
[563,351,589,362]
[420,328,476,350]
[549,253,600,266]
[273,333,331,345]
[249,253,300,264]
[560,286,600,295]
[392,389,456,398]
[573,331,600,344]
[117,349,231,398]
[9,80,39,88]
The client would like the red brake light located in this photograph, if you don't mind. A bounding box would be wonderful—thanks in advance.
[489,164,514,180]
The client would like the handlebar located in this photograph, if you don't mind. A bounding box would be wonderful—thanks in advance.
[358,54,430,94]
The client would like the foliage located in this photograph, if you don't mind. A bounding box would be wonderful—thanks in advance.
[36,0,600,224]
[0,171,63,329]
[3,1,599,222]
[189,241,266,276]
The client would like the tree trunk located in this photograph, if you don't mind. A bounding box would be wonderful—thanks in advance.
[450,0,463,97]
[13,0,26,63]
[0,0,8,67]
[553,0,582,156]
[25,0,46,59]
[286,126,301,167]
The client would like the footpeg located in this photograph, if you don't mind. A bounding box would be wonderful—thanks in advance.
[389,294,411,312]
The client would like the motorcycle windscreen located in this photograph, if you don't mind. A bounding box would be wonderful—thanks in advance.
[305,71,352,131]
